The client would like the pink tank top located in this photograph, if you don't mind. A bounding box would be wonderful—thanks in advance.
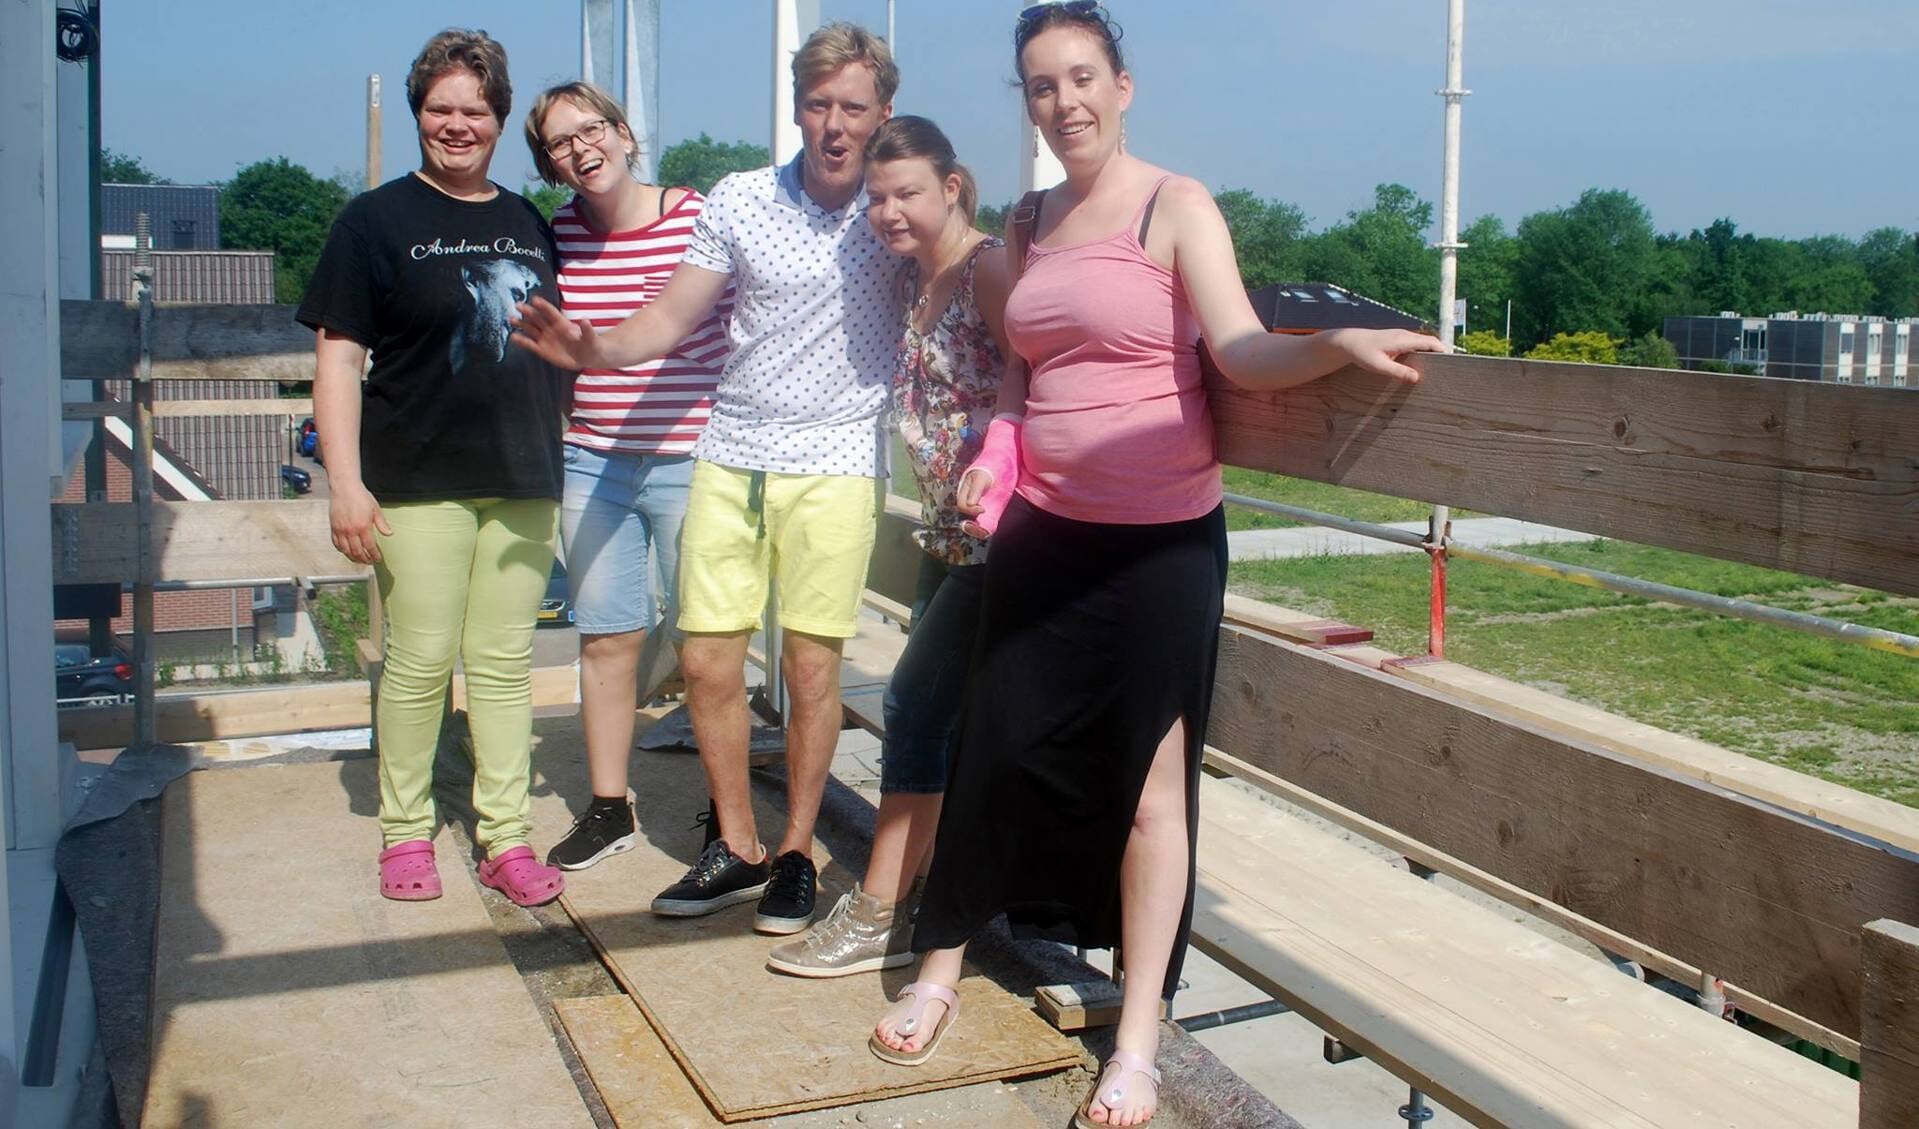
[1004,179,1221,525]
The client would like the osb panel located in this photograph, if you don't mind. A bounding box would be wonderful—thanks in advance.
[528,725,1081,1122]
[145,760,593,1128]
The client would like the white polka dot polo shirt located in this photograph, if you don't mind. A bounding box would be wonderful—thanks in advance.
[681,156,902,477]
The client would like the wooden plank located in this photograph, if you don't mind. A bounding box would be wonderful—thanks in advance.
[1861,919,1919,1129]
[63,397,313,420]
[1222,593,1373,646]
[51,499,358,584]
[58,668,580,750]
[1192,775,1857,1129]
[525,718,1081,1121]
[1382,658,1919,858]
[1206,353,1919,595]
[143,760,594,1128]
[60,298,314,381]
[1202,747,1859,1061]
[1205,623,1919,1040]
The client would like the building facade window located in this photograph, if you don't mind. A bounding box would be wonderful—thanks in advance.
[1895,324,1911,387]
[1865,324,1883,384]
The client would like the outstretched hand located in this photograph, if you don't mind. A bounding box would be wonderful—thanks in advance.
[510,296,601,371]
[1330,327,1451,384]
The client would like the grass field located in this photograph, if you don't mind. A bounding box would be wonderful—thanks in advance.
[1229,539,1919,806]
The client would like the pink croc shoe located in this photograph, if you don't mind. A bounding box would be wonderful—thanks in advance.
[478,845,565,907]
[379,839,443,901]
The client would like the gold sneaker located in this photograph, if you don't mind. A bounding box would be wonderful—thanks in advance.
[765,881,914,978]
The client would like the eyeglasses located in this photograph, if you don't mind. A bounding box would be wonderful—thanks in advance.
[1017,0,1102,29]
[542,118,611,160]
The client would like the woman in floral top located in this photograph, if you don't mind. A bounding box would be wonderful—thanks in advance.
[766,116,1012,980]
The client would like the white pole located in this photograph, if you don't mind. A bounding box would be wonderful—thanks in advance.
[582,0,614,87]
[1017,2,1066,192]
[888,0,896,50]
[624,0,661,184]
[771,0,821,165]
[1436,0,1468,350]
[1429,0,1468,613]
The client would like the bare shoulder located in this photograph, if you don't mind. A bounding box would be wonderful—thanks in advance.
[1157,175,1221,217]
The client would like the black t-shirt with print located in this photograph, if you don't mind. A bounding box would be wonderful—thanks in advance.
[297,174,567,502]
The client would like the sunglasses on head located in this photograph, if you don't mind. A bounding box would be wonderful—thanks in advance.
[1018,1,1103,29]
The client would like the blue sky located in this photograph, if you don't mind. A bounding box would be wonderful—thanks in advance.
[103,0,1919,239]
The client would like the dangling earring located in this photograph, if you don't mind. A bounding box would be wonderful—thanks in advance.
[1119,112,1128,153]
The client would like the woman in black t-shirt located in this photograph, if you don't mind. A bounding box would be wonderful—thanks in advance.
[298,29,568,908]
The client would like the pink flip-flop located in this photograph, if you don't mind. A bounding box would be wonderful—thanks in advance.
[378,839,443,901]
[478,845,565,907]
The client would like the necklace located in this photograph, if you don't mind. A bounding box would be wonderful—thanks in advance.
[911,229,981,321]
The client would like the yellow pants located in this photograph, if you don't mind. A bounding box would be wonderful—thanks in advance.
[373,496,558,855]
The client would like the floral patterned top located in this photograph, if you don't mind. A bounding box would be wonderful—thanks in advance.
[893,237,1006,566]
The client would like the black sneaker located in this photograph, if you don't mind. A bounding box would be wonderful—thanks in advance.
[754,851,817,935]
[651,838,769,917]
[546,795,637,871]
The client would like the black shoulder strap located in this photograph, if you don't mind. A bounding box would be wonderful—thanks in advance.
[1136,184,1166,246]
[1007,189,1047,287]
[659,186,670,215]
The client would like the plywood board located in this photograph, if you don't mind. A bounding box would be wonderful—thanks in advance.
[556,994,1058,1129]
[144,760,593,1128]
[1206,623,1919,1041]
[526,727,1080,1122]
[1207,353,1919,595]
[1193,775,1857,1129]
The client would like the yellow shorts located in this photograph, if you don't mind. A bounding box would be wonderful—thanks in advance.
[676,461,878,639]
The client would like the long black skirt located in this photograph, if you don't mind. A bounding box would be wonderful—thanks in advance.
[911,495,1228,1000]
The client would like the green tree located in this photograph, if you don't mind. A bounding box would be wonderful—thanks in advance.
[102,149,171,185]
[1618,330,1679,369]
[1213,188,1308,289]
[1457,214,1516,336]
[1512,188,1659,347]
[1857,227,1919,318]
[1525,330,1620,365]
[1456,329,1511,357]
[975,202,1009,238]
[525,183,570,221]
[219,157,351,304]
[1301,183,1439,317]
[657,134,771,194]
[1782,235,1874,314]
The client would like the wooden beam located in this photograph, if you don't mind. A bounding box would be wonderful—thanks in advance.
[50,499,360,584]
[63,397,313,421]
[58,680,371,750]
[59,299,314,382]
[1221,593,1373,646]
[1381,657,1919,858]
[1207,353,1919,595]
[1206,623,1919,1040]
[1861,919,1919,1129]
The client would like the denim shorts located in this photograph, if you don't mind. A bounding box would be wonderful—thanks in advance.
[879,555,986,794]
[558,444,692,636]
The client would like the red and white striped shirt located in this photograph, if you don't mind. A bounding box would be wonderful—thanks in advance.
[554,190,731,456]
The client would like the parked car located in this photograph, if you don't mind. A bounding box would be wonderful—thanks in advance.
[297,416,321,462]
[539,560,574,627]
[56,642,132,707]
[281,464,312,494]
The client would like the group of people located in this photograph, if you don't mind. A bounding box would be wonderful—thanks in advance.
[302,8,1438,1127]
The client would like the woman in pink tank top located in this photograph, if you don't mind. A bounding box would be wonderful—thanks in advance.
[870,8,1444,1123]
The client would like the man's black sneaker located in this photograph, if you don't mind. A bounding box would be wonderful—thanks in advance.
[753,851,817,935]
[546,795,637,871]
[651,838,770,917]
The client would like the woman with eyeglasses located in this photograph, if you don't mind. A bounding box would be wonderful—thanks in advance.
[521,82,732,873]
[300,29,569,908]
[868,5,1444,1125]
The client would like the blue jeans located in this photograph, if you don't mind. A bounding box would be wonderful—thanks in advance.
[879,555,985,794]
[558,445,692,637]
